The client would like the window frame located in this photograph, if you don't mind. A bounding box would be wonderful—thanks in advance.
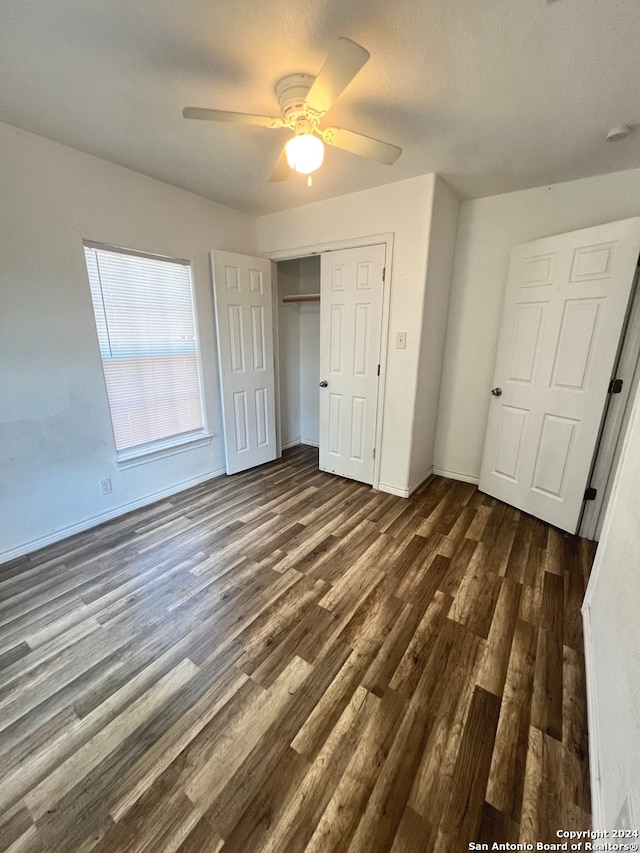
[83,240,212,466]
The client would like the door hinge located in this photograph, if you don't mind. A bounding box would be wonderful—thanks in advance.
[377,364,380,376]
[373,447,376,459]
[382,267,386,282]
[608,378,623,394]
[584,486,597,501]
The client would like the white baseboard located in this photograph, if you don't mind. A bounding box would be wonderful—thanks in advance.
[281,439,318,451]
[432,467,479,485]
[378,467,435,499]
[378,482,410,498]
[582,602,604,829]
[408,467,434,495]
[0,466,227,565]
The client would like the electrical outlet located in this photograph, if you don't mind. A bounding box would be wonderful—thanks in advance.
[100,478,113,496]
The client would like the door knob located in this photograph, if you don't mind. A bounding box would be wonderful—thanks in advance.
[491,387,503,397]
[319,380,328,388]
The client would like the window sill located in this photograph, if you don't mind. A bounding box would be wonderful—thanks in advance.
[116,432,215,470]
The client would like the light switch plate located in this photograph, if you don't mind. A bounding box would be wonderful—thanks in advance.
[396,331,407,349]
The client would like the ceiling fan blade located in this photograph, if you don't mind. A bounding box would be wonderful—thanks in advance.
[268,145,290,182]
[305,38,370,116]
[182,107,284,128]
[322,126,402,165]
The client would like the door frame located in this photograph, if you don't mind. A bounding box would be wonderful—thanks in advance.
[579,267,640,540]
[265,232,395,491]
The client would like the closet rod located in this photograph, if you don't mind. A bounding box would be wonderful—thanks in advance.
[281,293,320,303]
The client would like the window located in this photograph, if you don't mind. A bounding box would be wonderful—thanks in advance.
[84,241,205,456]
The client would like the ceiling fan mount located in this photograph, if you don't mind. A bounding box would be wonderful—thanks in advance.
[182,38,402,183]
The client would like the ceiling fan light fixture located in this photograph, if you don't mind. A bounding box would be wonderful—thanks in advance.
[285,134,324,175]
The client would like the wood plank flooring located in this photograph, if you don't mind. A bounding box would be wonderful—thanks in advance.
[0,446,596,852]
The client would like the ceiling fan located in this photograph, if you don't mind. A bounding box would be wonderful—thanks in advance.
[182,37,402,184]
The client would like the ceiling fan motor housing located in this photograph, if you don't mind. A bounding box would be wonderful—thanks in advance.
[275,73,315,127]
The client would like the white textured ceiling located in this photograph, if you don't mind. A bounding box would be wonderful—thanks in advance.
[2,0,640,215]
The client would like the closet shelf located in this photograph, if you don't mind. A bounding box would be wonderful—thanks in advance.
[282,293,321,303]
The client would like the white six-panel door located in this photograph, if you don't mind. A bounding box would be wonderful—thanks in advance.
[211,250,277,475]
[479,217,640,533]
[319,244,386,485]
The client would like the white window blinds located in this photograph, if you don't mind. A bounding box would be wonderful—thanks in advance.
[84,243,204,452]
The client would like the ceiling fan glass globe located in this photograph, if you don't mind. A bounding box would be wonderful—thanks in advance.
[285,134,324,174]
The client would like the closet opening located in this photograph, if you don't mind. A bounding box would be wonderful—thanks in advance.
[268,234,392,489]
[275,255,322,454]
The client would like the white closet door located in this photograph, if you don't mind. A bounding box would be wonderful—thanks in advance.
[319,244,386,485]
[211,250,277,474]
[479,217,640,533]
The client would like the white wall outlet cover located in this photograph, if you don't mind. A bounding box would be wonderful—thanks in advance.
[396,331,407,349]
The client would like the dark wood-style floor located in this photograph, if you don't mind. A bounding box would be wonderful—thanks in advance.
[0,446,595,853]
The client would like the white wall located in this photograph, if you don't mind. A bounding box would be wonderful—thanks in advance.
[299,304,320,446]
[0,123,256,561]
[583,378,640,829]
[298,256,320,446]
[409,176,459,489]
[258,175,435,494]
[275,256,320,449]
[276,259,302,448]
[434,167,640,481]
